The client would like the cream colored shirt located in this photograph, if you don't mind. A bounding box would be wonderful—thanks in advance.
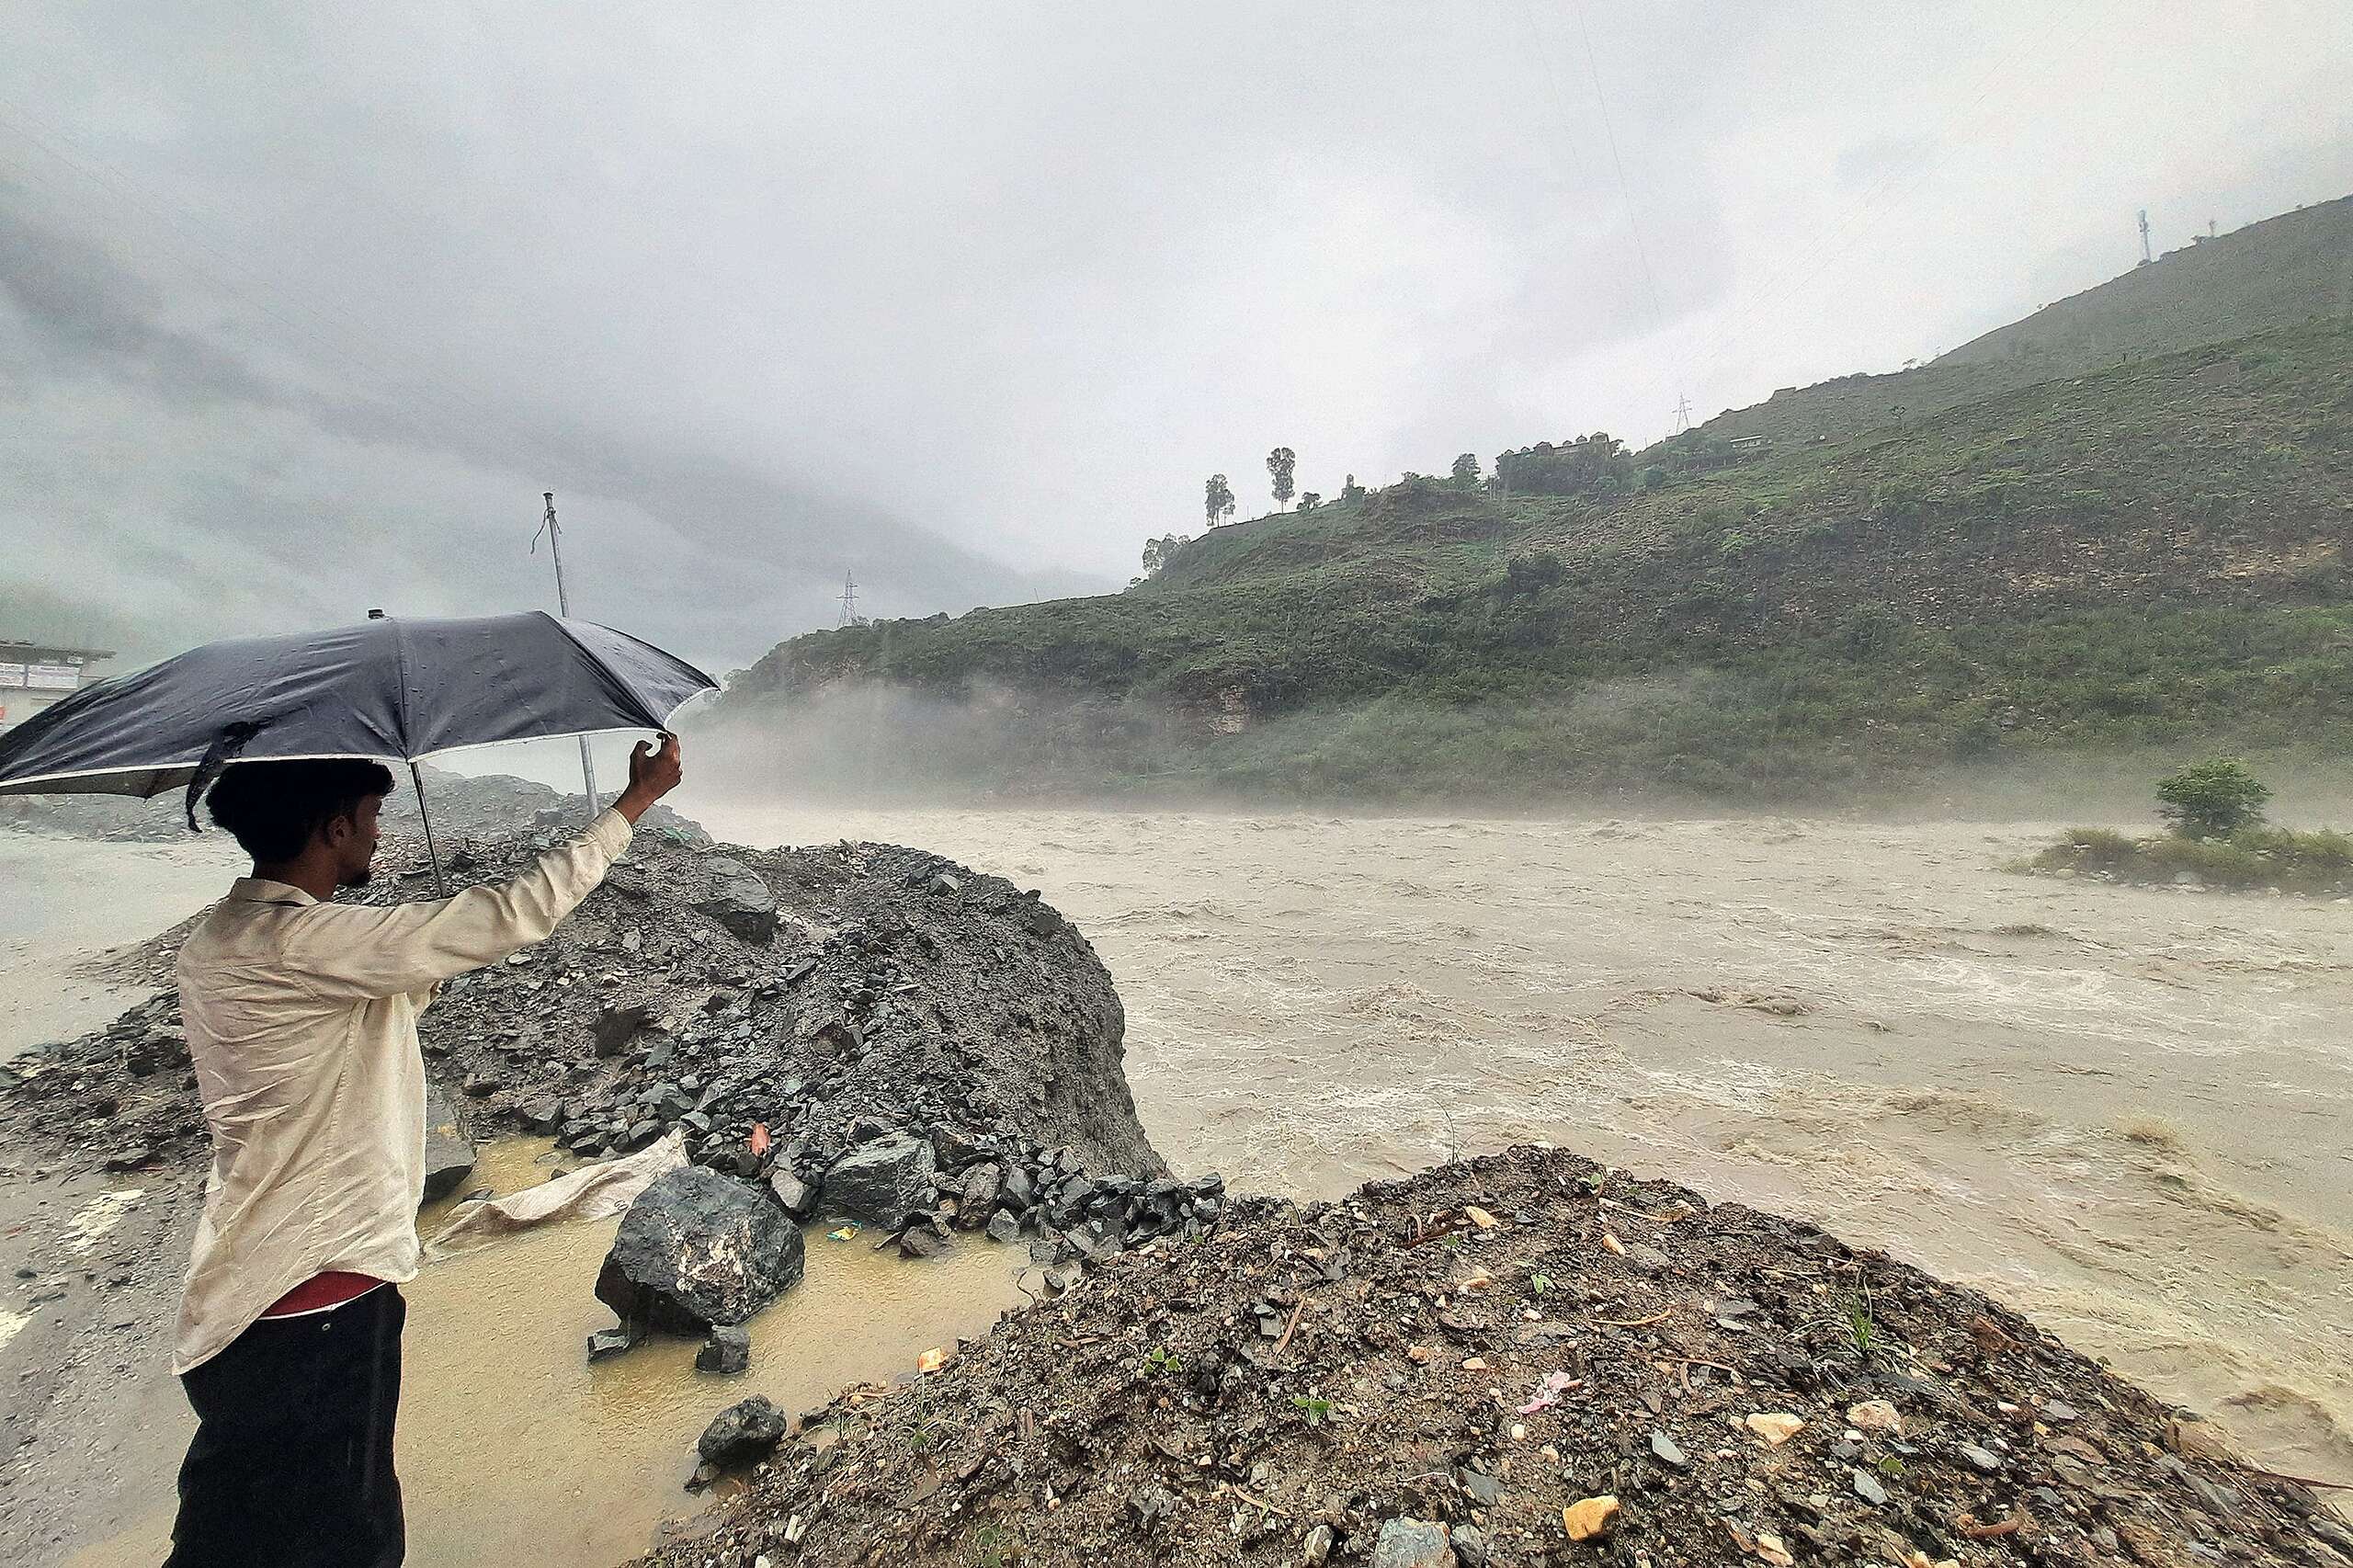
[171,808,633,1372]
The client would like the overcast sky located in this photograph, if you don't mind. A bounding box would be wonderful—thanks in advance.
[4,2,2348,673]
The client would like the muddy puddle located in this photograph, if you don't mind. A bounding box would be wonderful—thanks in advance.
[69,1140,1027,1567]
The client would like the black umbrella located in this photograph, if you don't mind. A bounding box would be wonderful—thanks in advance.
[0,611,716,891]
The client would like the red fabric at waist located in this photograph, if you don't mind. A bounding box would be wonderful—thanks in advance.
[260,1271,383,1318]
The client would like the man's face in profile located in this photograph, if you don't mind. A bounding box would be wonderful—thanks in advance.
[331,795,385,888]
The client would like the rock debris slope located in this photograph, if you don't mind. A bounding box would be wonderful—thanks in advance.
[0,824,1166,1230]
[635,1147,2347,1568]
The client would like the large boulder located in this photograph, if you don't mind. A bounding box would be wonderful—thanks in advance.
[824,1134,937,1227]
[595,1165,805,1334]
[695,858,779,944]
[953,1163,1002,1229]
[421,1080,475,1203]
[697,1394,787,1468]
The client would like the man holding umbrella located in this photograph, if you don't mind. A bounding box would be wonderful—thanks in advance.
[153,732,682,1566]
[0,608,716,1565]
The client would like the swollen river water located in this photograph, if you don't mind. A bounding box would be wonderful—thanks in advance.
[700,801,2353,1488]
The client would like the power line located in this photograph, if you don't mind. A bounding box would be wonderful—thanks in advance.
[1570,0,1668,344]
[1675,8,2100,416]
[1518,2,1685,439]
[1513,0,1591,191]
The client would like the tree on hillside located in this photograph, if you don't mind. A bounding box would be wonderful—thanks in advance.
[1450,452,1481,488]
[1297,492,1321,512]
[1205,473,1234,528]
[1267,448,1296,511]
[1341,473,1366,502]
[2156,757,2270,838]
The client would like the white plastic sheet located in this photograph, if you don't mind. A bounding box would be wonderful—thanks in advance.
[426,1131,689,1256]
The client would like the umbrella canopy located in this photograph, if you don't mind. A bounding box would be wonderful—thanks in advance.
[0,611,717,800]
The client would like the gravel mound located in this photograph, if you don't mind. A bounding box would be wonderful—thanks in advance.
[635,1145,2347,1568]
[0,824,1165,1221]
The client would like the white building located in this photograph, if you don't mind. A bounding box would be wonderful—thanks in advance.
[0,642,114,733]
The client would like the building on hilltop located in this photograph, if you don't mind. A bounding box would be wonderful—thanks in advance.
[0,642,113,733]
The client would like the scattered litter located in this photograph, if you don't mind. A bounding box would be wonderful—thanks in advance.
[1518,1370,1577,1414]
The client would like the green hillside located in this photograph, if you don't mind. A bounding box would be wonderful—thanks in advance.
[714,308,2353,800]
[1690,193,2353,453]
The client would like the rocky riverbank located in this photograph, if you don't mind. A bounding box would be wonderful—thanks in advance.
[635,1145,2348,1568]
[0,819,1171,1280]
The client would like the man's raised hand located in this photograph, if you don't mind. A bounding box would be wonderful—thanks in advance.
[615,733,684,823]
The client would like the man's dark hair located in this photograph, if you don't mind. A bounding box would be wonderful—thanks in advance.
[206,758,396,862]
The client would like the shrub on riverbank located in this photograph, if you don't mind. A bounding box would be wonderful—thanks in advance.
[2031,757,2353,894]
[2031,822,2353,894]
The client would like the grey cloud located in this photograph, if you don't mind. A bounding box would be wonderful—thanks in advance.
[2,1,2348,674]
[0,199,271,404]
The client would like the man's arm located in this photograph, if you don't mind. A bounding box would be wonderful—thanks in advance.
[291,735,685,1002]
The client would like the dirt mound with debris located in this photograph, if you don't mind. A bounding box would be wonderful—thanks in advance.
[0,825,1165,1215]
[636,1146,2348,1568]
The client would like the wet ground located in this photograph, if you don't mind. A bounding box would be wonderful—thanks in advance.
[18,1139,1024,1568]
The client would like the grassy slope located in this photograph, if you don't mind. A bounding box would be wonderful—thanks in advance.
[1692,193,2353,451]
[716,318,2353,799]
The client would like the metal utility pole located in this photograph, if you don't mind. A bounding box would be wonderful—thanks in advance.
[837,569,860,628]
[2137,209,2153,266]
[535,492,601,817]
[1670,394,1694,436]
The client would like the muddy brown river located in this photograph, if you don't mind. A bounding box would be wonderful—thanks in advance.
[700,801,2353,1491]
[4,801,2348,1563]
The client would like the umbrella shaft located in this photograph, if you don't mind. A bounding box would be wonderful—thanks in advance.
[408,762,451,899]
[575,734,599,817]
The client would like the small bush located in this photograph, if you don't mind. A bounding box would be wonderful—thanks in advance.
[2155,756,2270,837]
[1500,552,1567,597]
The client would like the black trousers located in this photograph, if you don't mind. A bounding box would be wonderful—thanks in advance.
[165,1285,406,1568]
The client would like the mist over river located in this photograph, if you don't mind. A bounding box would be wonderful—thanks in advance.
[700,800,2353,1485]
